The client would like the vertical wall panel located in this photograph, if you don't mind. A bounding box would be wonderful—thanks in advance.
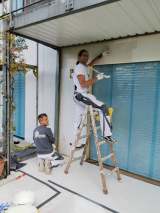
[90,62,160,181]
[38,44,57,131]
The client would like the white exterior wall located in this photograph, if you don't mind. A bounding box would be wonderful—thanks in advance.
[24,40,37,142]
[59,34,160,156]
[25,70,36,142]
[38,44,57,133]
[24,40,57,143]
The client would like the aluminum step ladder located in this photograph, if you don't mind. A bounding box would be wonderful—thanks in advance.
[64,105,122,195]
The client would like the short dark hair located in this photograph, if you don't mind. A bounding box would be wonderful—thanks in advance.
[76,49,88,65]
[38,113,48,121]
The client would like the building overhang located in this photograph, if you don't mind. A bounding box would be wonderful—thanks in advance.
[8,0,160,49]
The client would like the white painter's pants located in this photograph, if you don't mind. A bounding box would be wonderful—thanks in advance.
[38,151,65,170]
[73,92,112,145]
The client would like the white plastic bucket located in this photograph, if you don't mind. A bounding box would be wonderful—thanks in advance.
[13,190,36,206]
[5,205,38,213]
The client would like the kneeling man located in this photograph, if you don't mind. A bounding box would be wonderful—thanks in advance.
[33,113,65,175]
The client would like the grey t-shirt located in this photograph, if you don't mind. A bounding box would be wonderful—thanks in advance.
[33,125,55,155]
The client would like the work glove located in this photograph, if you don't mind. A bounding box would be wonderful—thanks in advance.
[102,49,110,56]
[97,73,104,80]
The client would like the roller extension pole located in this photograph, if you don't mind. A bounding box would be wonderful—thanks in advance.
[89,66,110,78]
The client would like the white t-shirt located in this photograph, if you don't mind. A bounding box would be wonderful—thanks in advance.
[73,63,89,93]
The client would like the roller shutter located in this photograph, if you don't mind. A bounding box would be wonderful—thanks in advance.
[90,62,160,181]
[13,72,25,139]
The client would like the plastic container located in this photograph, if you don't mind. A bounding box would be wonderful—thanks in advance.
[5,205,38,213]
[96,108,114,121]
[109,108,114,119]
[13,190,36,206]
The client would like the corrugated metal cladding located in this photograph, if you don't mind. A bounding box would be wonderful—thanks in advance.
[15,0,160,47]
[90,61,160,181]
[13,72,25,139]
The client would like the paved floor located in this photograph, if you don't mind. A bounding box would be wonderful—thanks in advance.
[0,156,160,213]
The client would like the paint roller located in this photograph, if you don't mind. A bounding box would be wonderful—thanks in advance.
[89,66,110,78]
[89,49,111,78]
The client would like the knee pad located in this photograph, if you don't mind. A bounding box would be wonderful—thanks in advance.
[100,104,109,116]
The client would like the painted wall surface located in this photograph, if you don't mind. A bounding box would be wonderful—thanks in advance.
[17,40,57,143]
[21,40,57,143]
[23,39,37,66]
[59,34,160,156]
[23,39,37,142]
[38,44,57,136]
[25,70,36,142]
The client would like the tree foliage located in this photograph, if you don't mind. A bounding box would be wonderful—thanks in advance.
[0,28,28,77]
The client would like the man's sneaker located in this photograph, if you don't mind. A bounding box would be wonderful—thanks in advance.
[51,163,62,170]
[39,158,45,172]
[45,159,51,175]
[102,136,117,144]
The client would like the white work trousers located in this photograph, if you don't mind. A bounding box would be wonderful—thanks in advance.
[73,92,112,145]
[38,151,65,170]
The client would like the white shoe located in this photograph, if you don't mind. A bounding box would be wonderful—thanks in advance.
[45,159,51,175]
[51,164,62,170]
[39,158,45,172]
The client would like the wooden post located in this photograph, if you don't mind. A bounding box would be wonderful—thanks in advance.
[64,106,89,174]
[80,125,93,165]
[109,143,122,181]
[89,105,108,195]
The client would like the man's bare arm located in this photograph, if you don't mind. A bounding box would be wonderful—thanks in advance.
[88,50,110,67]
[77,75,98,88]
[88,54,102,67]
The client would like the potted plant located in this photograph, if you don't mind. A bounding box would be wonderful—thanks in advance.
[0,155,7,177]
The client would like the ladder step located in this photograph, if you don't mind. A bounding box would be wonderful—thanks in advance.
[79,134,89,139]
[99,140,107,145]
[75,146,85,150]
[94,112,99,116]
[83,123,91,127]
[88,111,99,116]
[104,167,118,178]
[71,156,82,163]
[101,153,113,162]
[96,126,101,130]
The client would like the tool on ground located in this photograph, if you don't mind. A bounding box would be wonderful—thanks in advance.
[89,66,110,78]
[0,202,11,212]
[0,173,26,187]
[64,105,122,195]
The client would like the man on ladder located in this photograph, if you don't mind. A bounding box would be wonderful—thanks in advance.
[73,49,117,148]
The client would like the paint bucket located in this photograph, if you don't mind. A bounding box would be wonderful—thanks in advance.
[13,190,36,206]
[109,108,114,119]
[5,205,39,213]
[96,108,114,121]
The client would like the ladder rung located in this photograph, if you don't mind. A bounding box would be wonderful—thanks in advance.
[96,126,101,130]
[99,140,106,145]
[88,111,99,116]
[94,112,99,116]
[104,167,118,178]
[101,153,113,162]
[75,146,85,150]
[79,134,89,139]
[83,123,91,127]
[71,156,82,163]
